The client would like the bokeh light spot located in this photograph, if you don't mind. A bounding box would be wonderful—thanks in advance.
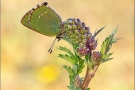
[36,64,60,83]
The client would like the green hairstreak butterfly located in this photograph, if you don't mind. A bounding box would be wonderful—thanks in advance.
[21,2,65,53]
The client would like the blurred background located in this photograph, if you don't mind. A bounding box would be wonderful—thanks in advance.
[1,0,134,90]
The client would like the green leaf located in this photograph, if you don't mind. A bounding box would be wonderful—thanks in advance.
[102,52,113,60]
[100,58,114,63]
[67,85,74,90]
[69,75,74,84]
[67,85,81,90]
[85,54,94,68]
[100,27,120,64]
[77,60,85,74]
[58,54,77,65]
[85,53,90,61]
[85,55,93,68]
[85,60,93,69]
[100,27,119,55]
[58,46,74,56]
[93,25,106,37]
[63,65,74,76]
[72,64,78,75]
[111,38,121,44]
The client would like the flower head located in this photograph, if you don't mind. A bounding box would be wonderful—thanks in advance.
[60,18,97,57]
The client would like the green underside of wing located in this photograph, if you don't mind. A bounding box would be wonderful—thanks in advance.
[21,5,62,36]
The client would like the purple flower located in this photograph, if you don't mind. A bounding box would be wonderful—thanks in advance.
[86,37,97,50]
[60,18,98,57]
[91,51,101,65]
[77,45,90,56]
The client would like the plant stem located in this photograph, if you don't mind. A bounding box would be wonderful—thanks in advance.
[81,65,99,90]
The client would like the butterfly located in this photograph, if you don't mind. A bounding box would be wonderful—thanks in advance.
[21,2,65,53]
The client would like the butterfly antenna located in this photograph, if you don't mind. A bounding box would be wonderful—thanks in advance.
[48,38,57,54]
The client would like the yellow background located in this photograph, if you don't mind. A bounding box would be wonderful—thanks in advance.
[1,0,134,90]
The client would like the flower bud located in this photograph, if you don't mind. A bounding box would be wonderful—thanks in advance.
[80,28,85,34]
[82,22,86,27]
[61,18,96,52]
[74,75,83,88]
[74,40,80,44]
[86,33,92,39]
[81,35,87,39]
[73,19,78,24]
[78,21,83,29]
[70,34,76,39]
[82,39,87,44]
[68,30,74,35]
[70,38,76,43]
[77,18,81,23]
[68,25,73,30]
[86,37,97,50]
[67,18,73,24]
[85,27,90,33]
[73,25,78,30]
[76,45,90,57]
[91,51,101,65]
[74,30,80,35]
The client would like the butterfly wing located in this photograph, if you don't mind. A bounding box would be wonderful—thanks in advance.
[21,2,62,36]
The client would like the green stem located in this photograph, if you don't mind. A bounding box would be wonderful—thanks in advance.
[81,65,99,90]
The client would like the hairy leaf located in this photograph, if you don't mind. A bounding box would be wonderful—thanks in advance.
[58,54,77,65]
[58,46,74,56]
[100,27,120,64]
[63,65,74,76]
[93,25,106,37]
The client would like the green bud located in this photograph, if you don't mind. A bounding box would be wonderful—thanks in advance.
[67,18,73,24]
[68,25,73,30]
[85,27,90,33]
[79,39,82,43]
[78,22,82,29]
[70,34,76,39]
[79,43,84,47]
[80,28,85,34]
[70,38,76,42]
[63,24,68,29]
[74,40,80,44]
[72,18,76,25]
[68,30,74,35]
[81,35,87,39]
[75,35,79,39]
[74,30,80,35]
[82,39,87,44]
[86,33,92,39]
[73,19,78,24]
[82,27,85,30]
[73,25,78,30]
